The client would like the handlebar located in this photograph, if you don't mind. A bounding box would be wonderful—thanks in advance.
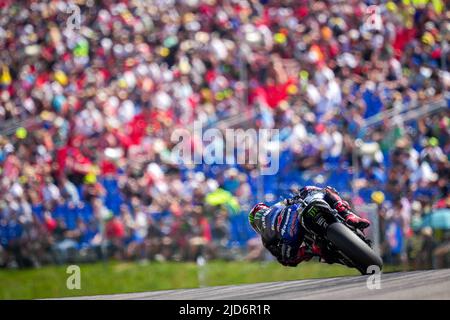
[285,194,307,206]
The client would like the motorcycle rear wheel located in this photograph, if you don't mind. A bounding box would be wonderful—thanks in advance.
[326,222,383,275]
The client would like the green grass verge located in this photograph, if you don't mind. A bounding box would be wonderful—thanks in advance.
[0,260,403,299]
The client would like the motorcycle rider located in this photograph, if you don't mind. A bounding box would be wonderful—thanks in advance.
[248,186,370,267]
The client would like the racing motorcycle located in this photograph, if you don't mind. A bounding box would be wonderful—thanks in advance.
[288,193,383,275]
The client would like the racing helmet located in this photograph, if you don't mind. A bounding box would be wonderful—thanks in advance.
[248,203,269,233]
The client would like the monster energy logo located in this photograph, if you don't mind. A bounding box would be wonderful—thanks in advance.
[307,206,319,217]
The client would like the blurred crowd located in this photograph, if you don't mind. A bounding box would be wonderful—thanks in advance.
[0,0,449,268]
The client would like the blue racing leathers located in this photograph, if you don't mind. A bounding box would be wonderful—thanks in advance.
[258,201,307,266]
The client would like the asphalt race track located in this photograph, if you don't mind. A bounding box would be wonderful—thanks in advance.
[66,269,450,300]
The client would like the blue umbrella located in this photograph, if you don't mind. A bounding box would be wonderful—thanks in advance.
[420,209,450,230]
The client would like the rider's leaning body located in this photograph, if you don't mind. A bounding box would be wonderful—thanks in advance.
[248,186,370,267]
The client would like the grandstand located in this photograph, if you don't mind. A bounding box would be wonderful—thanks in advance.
[0,0,449,270]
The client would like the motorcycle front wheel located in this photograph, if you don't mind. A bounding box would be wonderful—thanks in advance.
[326,222,383,275]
